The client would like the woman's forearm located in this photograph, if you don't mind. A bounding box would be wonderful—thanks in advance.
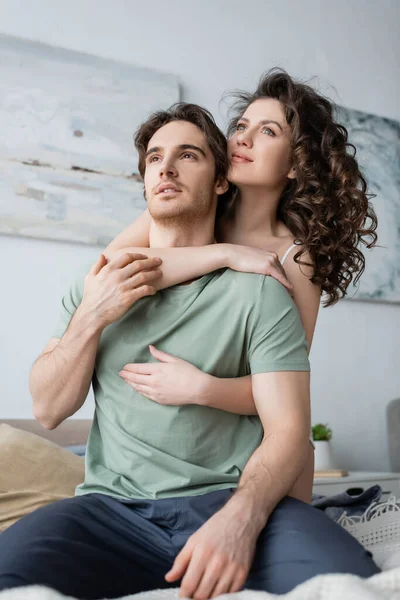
[200,374,257,415]
[104,244,230,290]
[104,209,152,253]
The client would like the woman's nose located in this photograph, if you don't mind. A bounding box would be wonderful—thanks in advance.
[237,131,253,148]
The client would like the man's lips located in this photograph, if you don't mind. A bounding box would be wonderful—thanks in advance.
[156,183,182,194]
[231,153,253,163]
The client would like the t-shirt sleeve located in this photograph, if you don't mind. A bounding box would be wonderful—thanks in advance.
[247,277,310,374]
[52,263,90,339]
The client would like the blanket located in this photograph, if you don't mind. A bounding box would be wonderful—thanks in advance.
[1,568,400,600]
[312,484,383,521]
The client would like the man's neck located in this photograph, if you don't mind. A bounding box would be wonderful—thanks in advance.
[149,218,216,248]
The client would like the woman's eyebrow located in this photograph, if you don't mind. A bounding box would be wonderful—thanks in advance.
[240,116,284,132]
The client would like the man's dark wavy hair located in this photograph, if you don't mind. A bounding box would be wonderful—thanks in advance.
[135,102,229,188]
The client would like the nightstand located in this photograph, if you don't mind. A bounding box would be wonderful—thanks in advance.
[313,471,400,501]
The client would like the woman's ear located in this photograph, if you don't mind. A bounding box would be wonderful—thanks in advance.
[215,177,229,196]
[287,166,296,180]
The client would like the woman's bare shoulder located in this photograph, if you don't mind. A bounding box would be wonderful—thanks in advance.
[282,244,314,278]
[284,246,321,350]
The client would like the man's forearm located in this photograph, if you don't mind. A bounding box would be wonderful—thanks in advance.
[30,306,103,429]
[224,429,310,534]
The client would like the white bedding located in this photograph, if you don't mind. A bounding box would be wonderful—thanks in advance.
[1,568,400,600]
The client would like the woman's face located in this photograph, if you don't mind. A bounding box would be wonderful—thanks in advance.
[227,98,295,189]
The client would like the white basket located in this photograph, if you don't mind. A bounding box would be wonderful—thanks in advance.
[338,495,400,570]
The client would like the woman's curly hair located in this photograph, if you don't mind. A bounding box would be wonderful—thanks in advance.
[224,68,378,307]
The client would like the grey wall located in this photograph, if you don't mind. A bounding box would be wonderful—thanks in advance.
[1,0,399,471]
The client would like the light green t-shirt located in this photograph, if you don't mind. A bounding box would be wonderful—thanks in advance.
[54,265,310,500]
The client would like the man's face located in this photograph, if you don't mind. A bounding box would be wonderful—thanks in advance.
[144,120,222,223]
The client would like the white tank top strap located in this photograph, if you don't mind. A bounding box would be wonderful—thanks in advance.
[280,243,298,266]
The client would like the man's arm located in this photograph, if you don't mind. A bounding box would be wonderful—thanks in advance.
[165,370,310,599]
[165,279,311,598]
[30,253,161,430]
[223,370,311,534]
[30,310,104,430]
[230,278,312,523]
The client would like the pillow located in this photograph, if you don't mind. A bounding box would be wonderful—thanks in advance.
[0,424,85,532]
[338,495,400,570]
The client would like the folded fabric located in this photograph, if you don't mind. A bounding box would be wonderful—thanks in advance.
[312,484,382,522]
[64,444,87,456]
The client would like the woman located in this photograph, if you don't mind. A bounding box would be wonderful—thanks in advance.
[103,68,377,503]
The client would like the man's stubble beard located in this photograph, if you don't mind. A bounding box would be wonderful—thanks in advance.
[148,188,215,230]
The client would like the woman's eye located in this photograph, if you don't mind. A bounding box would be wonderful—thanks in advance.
[236,124,245,131]
[262,127,275,136]
[182,152,195,159]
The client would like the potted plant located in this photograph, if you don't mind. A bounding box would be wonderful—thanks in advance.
[312,423,335,471]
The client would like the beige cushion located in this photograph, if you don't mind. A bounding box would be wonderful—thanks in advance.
[0,424,85,532]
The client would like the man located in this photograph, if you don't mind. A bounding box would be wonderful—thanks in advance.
[0,103,378,599]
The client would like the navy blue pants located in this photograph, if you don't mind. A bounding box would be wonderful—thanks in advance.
[0,489,379,598]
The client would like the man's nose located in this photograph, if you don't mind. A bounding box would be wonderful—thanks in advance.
[159,160,178,178]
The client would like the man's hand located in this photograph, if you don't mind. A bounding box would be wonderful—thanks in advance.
[165,503,258,599]
[119,345,208,405]
[80,252,162,329]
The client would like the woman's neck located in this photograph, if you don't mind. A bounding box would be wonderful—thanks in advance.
[230,186,285,238]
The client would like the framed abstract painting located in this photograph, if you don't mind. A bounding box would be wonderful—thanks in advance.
[0,34,180,247]
[337,106,400,303]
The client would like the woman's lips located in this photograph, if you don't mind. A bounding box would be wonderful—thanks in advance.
[231,154,252,163]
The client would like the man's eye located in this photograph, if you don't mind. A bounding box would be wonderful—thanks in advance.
[182,152,195,159]
[149,156,160,163]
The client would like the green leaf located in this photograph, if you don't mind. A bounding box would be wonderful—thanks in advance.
[312,423,332,441]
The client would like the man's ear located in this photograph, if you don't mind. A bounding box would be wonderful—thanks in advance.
[215,177,229,196]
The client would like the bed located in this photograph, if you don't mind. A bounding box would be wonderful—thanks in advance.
[0,419,400,599]
[0,419,91,447]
